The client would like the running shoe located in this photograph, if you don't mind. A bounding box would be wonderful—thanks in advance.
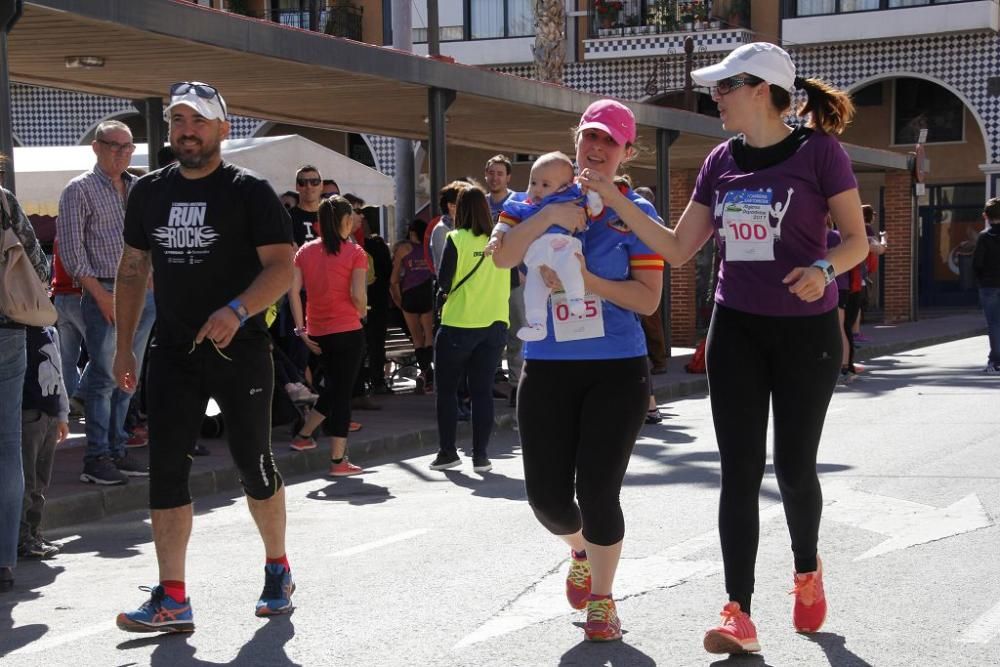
[703,601,760,654]
[113,452,149,477]
[349,421,363,432]
[565,554,591,610]
[17,538,59,560]
[853,333,871,343]
[255,564,295,617]
[289,434,317,452]
[80,456,127,485]
[791,557,826,633]
[329,459,363,477]
[126,423,148,448]
[984,364,1000,375]
[285,382,319,404]
[584,597,622,642]
[644,408,663,424]
[472,456,492,473]
[117,585,195,633]
[429,451,460,470]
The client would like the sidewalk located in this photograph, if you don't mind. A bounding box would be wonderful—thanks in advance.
[38,310,988,531]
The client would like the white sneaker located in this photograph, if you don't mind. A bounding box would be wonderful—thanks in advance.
[985,364,1000,375]
[285,382,319,403]
[517,324,547,342]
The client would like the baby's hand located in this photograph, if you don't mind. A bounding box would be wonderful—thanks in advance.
[484,231,505,257]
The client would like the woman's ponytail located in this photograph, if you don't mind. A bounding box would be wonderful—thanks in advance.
[795,77,855,136]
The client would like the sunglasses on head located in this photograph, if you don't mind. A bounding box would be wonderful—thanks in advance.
[169,81,228,116]
[296,177,322,187]
[713,75,764,96]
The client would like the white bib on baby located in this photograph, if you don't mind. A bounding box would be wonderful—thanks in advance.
[552,292,604,342]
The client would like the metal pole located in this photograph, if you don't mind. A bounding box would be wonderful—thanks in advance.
[427,0,440,57]
[683,36,695,113]
[391,0,414,242]
[0,0,23,192]
[143,97,164,171]
[657,128,679,356]
[428,87,455,218]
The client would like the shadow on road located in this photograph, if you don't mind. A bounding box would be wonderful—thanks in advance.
[802,631,874,666]
[305,477,395,505]
[558,638,657,666]
[441,468,526,500]
[0,561,61,658]
[117,614,300,666]
[709,654,776,667]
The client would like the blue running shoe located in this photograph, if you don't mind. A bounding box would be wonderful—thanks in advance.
[255,564,295,617]
[117,585,194,633]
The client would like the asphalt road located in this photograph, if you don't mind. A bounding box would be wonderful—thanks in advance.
[1,336,998,667]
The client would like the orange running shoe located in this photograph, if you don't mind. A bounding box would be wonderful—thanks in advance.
[791,557,826,633]
[583,597,622,642]
[703,601,760,654]
[565,554,591,610]
[329,459,363,477]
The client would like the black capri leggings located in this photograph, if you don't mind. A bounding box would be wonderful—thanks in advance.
[519,356,649,546]
[706,304,841,603]
[314,329,365,438]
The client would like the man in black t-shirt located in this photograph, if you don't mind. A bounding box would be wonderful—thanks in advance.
[111,81,296,634]
[289,165,322,247]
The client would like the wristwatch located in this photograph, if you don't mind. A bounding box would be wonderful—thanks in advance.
[811,259,836,286]
[227,299,249,327]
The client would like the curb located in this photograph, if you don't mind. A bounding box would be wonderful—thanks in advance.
[40,324,986,531]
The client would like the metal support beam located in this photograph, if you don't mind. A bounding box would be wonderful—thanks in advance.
[0,0,23,192]
[656,128,679,356]
[142,97,164,171]
[427,0,440,57]
[427,87,455,217]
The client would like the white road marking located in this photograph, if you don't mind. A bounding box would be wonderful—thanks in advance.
[454,503,785,649]
[5,621,117,656]
[958,599,1000,644]
[823,483,992,560]
[330,528,428,557]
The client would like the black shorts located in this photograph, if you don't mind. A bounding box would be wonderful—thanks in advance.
[146,335,282,510]
[401,280,433,315]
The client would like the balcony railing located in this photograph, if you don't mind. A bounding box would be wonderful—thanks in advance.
[588,1,749,39]
[784,0,982,18]
[243,4,364,42]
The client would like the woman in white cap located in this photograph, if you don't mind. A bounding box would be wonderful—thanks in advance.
[580,43,869,654]
[492,99,665,643]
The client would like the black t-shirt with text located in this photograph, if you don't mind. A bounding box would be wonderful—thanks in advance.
[123,161,293,346]
[289,206,319,247]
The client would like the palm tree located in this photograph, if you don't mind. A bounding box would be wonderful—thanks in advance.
[532,0,566,84]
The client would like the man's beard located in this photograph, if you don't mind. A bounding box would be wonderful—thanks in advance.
[173,137,220,169]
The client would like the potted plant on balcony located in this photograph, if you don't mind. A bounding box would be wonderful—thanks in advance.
[693,3,708,30]
[648,0,675,34]
[624,13,640,36]
[595,0,624,31]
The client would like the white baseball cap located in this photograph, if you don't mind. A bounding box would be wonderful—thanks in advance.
[691,42,796,92]
[163,81,228,121]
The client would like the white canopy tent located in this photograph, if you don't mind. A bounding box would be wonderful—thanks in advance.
[12,134,395,216]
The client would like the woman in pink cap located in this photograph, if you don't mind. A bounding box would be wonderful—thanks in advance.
[584,42,869,655]
[493,99,666,642]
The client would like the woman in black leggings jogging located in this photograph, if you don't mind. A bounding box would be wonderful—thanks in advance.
[591,43,869,654]
[493,99,665,642]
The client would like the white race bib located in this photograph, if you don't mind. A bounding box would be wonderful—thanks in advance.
[552,293,604,342]
[720,190,775,262]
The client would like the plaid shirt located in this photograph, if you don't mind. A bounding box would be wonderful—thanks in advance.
[56,166,134,280]
[0,187,50,326]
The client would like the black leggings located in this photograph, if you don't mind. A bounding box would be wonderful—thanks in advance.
[519,356,649,546]
[314,329,365,438]
[706,304,841,608]
[840,290,863,372]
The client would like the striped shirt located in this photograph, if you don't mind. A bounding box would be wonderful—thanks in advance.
[56,166,134,280]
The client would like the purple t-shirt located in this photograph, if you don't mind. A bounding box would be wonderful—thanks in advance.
[692,132,857,316]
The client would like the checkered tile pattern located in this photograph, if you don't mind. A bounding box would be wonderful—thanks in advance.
[10,83,263,147]
[584,29,750,59]
[365,134,397,177]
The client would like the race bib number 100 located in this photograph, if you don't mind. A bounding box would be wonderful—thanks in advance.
[721,190,775,262]
[552,293,604,342]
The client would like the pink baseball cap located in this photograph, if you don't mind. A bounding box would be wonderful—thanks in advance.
[579,99,636,146]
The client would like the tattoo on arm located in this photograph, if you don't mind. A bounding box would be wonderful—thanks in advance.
[117,246,151,285]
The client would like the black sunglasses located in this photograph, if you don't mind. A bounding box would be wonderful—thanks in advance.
[169,81,228,116]
[713,75,764,96]
[296,177,322,187]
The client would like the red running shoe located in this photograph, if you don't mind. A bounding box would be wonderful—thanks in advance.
[583,597,622,642]
[329,459,363,477]
[703,601,760,654]
[565,554,591,610]
[791,557,826,633]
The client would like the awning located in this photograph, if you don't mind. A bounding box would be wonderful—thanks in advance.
[8,0,910,174]
[12,134,395,216]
